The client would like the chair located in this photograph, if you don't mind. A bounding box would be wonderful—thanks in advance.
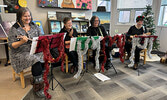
[140,48,147,65]
[12,67,31,88]
[65,54,83,73]
[124,48,147,65]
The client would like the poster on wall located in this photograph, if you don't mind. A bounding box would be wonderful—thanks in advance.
[38,0,58,7]
[76,0,92,9]
[3,0,27,13]
[50,21,61,33]
[32,21,45,35]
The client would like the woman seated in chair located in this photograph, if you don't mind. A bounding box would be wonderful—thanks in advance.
[8,7,45,97]
[60,17,78,74]
[87,16,112,70]
[125,16,151,69]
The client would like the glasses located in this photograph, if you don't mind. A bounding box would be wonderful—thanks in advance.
[94,20,99,22]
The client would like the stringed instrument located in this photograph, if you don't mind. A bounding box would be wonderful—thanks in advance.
[61,0,75,8]
[160,51,167,63]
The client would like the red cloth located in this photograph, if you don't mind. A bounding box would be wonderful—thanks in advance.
[134,35,158,41]
[35,33,65,99]
[101,35,125,72]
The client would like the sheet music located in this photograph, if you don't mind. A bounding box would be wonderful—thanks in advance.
[94,73,110,82]
[30,37,38,55]
[69,37,77,51]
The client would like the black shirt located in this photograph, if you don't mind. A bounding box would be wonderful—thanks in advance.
[59,27,78,41]
[126,25,147,40]
[87,25,107,36]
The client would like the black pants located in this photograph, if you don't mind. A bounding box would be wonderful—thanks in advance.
[92,44,111,65]
[125,41,142,63]
[65,48,78,67]
[31,61,43,76]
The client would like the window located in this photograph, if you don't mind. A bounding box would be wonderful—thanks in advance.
[117,0,152,9]
[98,0,111,12]
[158,0,167,26]
[134,10,144,22]
[117,0,152,24]
[119,11,131,23]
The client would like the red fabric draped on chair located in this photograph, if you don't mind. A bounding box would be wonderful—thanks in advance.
[35,33,65,99]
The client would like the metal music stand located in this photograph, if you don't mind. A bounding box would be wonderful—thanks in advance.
[48,63,66,91]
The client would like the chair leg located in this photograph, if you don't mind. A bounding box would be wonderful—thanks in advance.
[66,55,68,73]
[20,71,25,88]
[12,68,16,81]
[88,50,90,61]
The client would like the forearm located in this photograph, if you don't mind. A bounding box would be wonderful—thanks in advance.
[65,41,70,44]
[12,41,25,49]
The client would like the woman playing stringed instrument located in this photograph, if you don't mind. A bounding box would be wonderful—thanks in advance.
[8,7,45,98]
[125,16,151,69]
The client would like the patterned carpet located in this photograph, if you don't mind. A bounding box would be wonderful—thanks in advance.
[23,58,167,100]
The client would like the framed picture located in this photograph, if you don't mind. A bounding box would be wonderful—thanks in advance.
[38,0,58,7]
[72,21,80,32]
[3,0,27,13]
[72,12,85,20]
[58,0,76,8]
[50,21,61,33]
[48,11,57,20]
[76,0,92,9]
[93,12,111,24]
[80,22,88,32]
[61,22,64,28]
[56,12,71,21]
[33,21,45,35]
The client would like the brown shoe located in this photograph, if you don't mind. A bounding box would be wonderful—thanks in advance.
[70,65,75,74]
[133,63,138,70]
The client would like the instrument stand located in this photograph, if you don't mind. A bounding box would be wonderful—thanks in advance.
[76,60,93,85]
[137,63,147,76]
[99,61,117,74]
[48,63,66,91]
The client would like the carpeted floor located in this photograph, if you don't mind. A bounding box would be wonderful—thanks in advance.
[23,58,167,100]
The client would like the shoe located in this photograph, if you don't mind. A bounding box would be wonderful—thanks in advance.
[30,75,45,98]
[133,63,138,70]
[70,65,75,74]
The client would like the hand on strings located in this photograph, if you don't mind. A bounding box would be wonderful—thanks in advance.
[130,35,134,38]
[17,35,28,43]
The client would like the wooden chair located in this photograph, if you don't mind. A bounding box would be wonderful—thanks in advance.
[140,48,147,65]
[65,54,83,73]
[12,67,31,88]
[124,48,147,65]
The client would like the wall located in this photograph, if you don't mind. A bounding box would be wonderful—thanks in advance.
[0,0,97,59]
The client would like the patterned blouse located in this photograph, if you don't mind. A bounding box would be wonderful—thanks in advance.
[8,22,43,73]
